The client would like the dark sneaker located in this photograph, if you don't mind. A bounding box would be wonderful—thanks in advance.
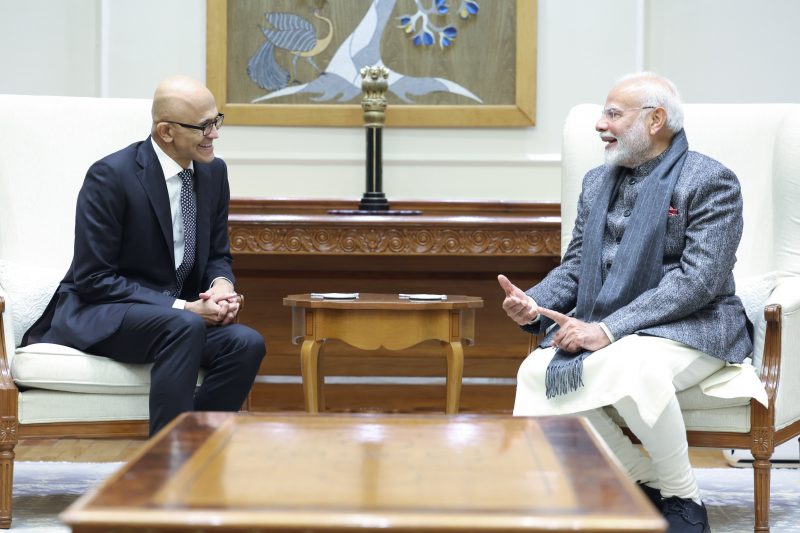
[662,496,711,533]
[637,482,663,510]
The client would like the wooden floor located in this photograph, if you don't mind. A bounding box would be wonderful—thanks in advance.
[14,438,144,463]
[13,437,731,468]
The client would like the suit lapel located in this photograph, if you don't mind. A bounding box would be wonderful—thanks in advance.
[135,139,175,267]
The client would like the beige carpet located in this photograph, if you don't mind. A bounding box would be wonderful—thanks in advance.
[11,461,120,531]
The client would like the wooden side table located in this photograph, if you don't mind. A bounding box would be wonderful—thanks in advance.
[283,293,483,414]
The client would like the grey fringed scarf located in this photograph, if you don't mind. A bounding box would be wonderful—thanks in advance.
[545,129,689,398]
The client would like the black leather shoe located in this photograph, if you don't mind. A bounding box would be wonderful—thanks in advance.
[662,496,711,533]
[637,482,663,510]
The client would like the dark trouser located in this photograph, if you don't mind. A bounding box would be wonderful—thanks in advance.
[88,304,266,436]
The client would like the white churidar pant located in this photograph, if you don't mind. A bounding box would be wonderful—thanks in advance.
[514,335,767,501]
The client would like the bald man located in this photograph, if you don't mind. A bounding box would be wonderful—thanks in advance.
[499,73,765,533]
[23,75,266,436]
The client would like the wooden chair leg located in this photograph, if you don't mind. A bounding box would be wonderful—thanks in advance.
[0,437,17,528]
[752,455,771,532]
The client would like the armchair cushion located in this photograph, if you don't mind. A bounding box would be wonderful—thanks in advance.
[607,404,752,433]
[0,259,63,349]
[671,270,771,417]
[676,384,751,411]
[735,271,779,326]
[734,270,779,369]
[18,390,149,424]
[12,343,204,395]
[12,343,151,394]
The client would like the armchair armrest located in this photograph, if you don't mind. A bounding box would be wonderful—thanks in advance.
[0,292,9,371]
[0,294,18,386]
[760,304,781,405]
[761,276,800,428]
[0,286,11,372]
[0,293,21,435]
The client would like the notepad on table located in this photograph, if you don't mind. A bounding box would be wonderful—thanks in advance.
[398,293,448,301]
[309,292,360,300]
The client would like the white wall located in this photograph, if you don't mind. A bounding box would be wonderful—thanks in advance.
[2,0,798,202]
[647,0,800,103]
[0,0,100,96]
[98,0,206,98]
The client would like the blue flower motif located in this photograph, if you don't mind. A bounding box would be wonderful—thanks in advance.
[397,14,417,34]
[412,31,435,47]
[438,26,457,48]
[459,1,479,19]
[398,1,477,48]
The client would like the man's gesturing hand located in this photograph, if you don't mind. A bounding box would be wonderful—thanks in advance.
[497,274,539,325]
[536,307,611,353]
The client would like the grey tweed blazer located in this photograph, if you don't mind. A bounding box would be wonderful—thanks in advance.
[525,151,753,364]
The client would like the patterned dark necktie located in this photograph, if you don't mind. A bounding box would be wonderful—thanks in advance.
[175,168,196,297]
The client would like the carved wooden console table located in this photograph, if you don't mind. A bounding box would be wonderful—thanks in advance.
[228,199,561,414]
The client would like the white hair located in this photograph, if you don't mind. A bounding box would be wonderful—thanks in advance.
[616,72,684,134]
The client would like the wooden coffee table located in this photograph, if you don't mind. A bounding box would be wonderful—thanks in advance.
[283,293,483,414]
[62,412,665,532]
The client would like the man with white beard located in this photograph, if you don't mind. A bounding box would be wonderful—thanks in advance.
[497,73,766,533]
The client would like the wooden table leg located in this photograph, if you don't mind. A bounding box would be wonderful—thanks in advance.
[444,341,464,414]
[300,340,323,413]
[317,350,326,413]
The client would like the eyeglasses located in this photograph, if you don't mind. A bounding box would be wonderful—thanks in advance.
[601,106,655,122]
[164,113,224,136]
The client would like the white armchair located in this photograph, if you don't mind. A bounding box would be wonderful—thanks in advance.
[560,103,800,533]
[0,95,156,527]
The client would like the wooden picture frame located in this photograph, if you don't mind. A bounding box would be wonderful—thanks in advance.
[206,0,536,127]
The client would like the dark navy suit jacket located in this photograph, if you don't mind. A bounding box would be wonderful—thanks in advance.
[23,137,235,350]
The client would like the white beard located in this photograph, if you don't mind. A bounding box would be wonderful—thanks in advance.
[603,116,651,168]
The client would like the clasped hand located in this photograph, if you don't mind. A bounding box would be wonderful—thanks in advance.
[186,291,241,326]
[497,274,610,353]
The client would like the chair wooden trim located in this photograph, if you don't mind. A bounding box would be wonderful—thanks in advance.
[0,295,19,528]
[529,303,799,533]
[0,294,150,528]
[0,293,254,528]
[680,304,800,533]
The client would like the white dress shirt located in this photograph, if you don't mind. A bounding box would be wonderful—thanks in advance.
[150,139,231,308]
[150,138,192,270]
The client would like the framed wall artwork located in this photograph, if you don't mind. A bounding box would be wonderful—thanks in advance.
[206,0,537,127]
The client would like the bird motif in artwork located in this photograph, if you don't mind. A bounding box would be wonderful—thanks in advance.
[247,10,334,91]
[252,0,482,106]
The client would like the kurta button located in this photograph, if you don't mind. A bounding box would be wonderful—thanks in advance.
[623,210,632,217]
[629,178,636,185]
[162,290,171,295]
[616,236,622,244]
[606,262,612,269]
